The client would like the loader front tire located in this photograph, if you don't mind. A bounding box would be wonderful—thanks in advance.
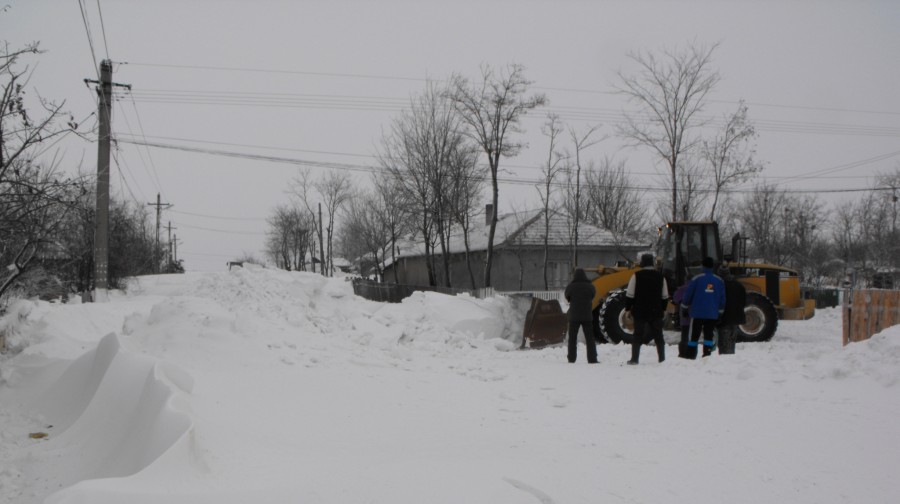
[599,290,634,345]
[737,292,778,342]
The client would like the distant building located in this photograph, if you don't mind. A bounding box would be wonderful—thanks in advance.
[383,205,647,291]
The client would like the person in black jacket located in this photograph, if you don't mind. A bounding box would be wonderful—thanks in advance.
[564,268,598,364]
[624,254,669,365]
[717,265,746,355]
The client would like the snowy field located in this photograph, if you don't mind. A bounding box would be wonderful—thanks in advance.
[1,266,898,504]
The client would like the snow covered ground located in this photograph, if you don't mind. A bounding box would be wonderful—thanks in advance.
[1,266,898,504]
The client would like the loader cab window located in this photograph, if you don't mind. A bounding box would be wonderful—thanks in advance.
[682,226,704,267]
[680,224,721,268]
[657,226,678,277]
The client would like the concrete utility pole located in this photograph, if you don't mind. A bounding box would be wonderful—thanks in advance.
[148,193,172,273]
[85,60,130,302]
[318,202,326,276]
[166,221,177,269]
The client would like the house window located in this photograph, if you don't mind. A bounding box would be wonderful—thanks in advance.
[548,261,571,290]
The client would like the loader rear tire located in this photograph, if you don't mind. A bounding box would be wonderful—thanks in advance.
[737,292,778,343]
[599,290,634,345]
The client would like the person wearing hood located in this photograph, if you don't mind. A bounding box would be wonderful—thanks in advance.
[682,257,726,358]
[624,253,669,365]
[717,264,746,355]
[564,268,598,364]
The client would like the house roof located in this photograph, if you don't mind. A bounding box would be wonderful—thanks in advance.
[389,207,647,263]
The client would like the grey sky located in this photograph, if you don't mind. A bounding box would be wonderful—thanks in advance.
[6,0,900,272]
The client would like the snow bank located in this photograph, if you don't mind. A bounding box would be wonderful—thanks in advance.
[1,269,899,504]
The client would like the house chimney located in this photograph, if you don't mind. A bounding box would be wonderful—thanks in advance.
[485,204,494,226]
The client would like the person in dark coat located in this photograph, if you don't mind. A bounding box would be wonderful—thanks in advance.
[717,265,746,355]
[564,268,598,364]
[624,254,669,365]
[682,257,726,358]
[672,281,692,359]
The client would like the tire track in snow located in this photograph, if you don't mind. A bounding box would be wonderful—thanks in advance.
[503,477,555,504]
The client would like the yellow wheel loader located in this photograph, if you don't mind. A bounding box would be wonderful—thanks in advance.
[521,221,815,348]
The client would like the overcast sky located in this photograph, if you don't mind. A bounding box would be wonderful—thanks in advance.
[6,0,900,272]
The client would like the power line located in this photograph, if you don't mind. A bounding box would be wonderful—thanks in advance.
[112,148,144,204]
[112,131,879,182]
[124,88,900,138]
[95,0,111,60]
[123,61,900,117]
[113,96,165,194]
[124,62,426,82]
[170,209,267,221]
[76,0,100,81]
[118,137,895,196]
[115,132,375,159]
[772,149,900,186]
[172,220,267,236]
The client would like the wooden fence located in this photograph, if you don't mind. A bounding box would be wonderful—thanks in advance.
[351,278,475,303]
[842,289,900,345]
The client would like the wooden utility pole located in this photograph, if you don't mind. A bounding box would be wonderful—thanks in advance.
[85,60,129,302]
[148,193,172,273]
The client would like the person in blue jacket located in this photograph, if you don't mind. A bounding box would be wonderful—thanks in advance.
[682,257,726,359]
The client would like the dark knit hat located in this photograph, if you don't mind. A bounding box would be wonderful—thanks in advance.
[702,256,715,269]
[640,254,654,267]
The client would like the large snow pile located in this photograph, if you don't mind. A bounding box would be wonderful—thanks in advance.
[1,267,898,504]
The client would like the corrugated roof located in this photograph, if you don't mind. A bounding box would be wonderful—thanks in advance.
[390,207,646,261]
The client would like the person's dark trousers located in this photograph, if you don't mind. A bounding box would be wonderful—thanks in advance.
[688,318,717,359]
[678,323,691,359]
[718,325,737,354]
[568,320,598,363]
[631,318,665,363]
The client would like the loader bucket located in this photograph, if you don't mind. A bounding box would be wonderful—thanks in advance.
[522,298,568,349]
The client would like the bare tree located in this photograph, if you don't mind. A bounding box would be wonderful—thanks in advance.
[372,172,412,283]
[616,43,721,221]
[583,157,647,260]
[315,171,353,276]
[831,200,858,275]
[265,204,312,271]
[446,142,483,288]
[290,169,324,274]
[565,124,602,266]
[378,80,473,287]
[737,183,787,265]
[675,156,710,221]
[781,196,827,280]
[1,42,83,300]
[536,114,566,289]
[339,189,390,280]
[448,63,546,287]
[701,100,765,219]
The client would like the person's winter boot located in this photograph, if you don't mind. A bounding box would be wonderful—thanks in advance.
[626,360,638,365]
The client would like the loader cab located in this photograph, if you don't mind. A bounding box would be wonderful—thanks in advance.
[656,222,723,288]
